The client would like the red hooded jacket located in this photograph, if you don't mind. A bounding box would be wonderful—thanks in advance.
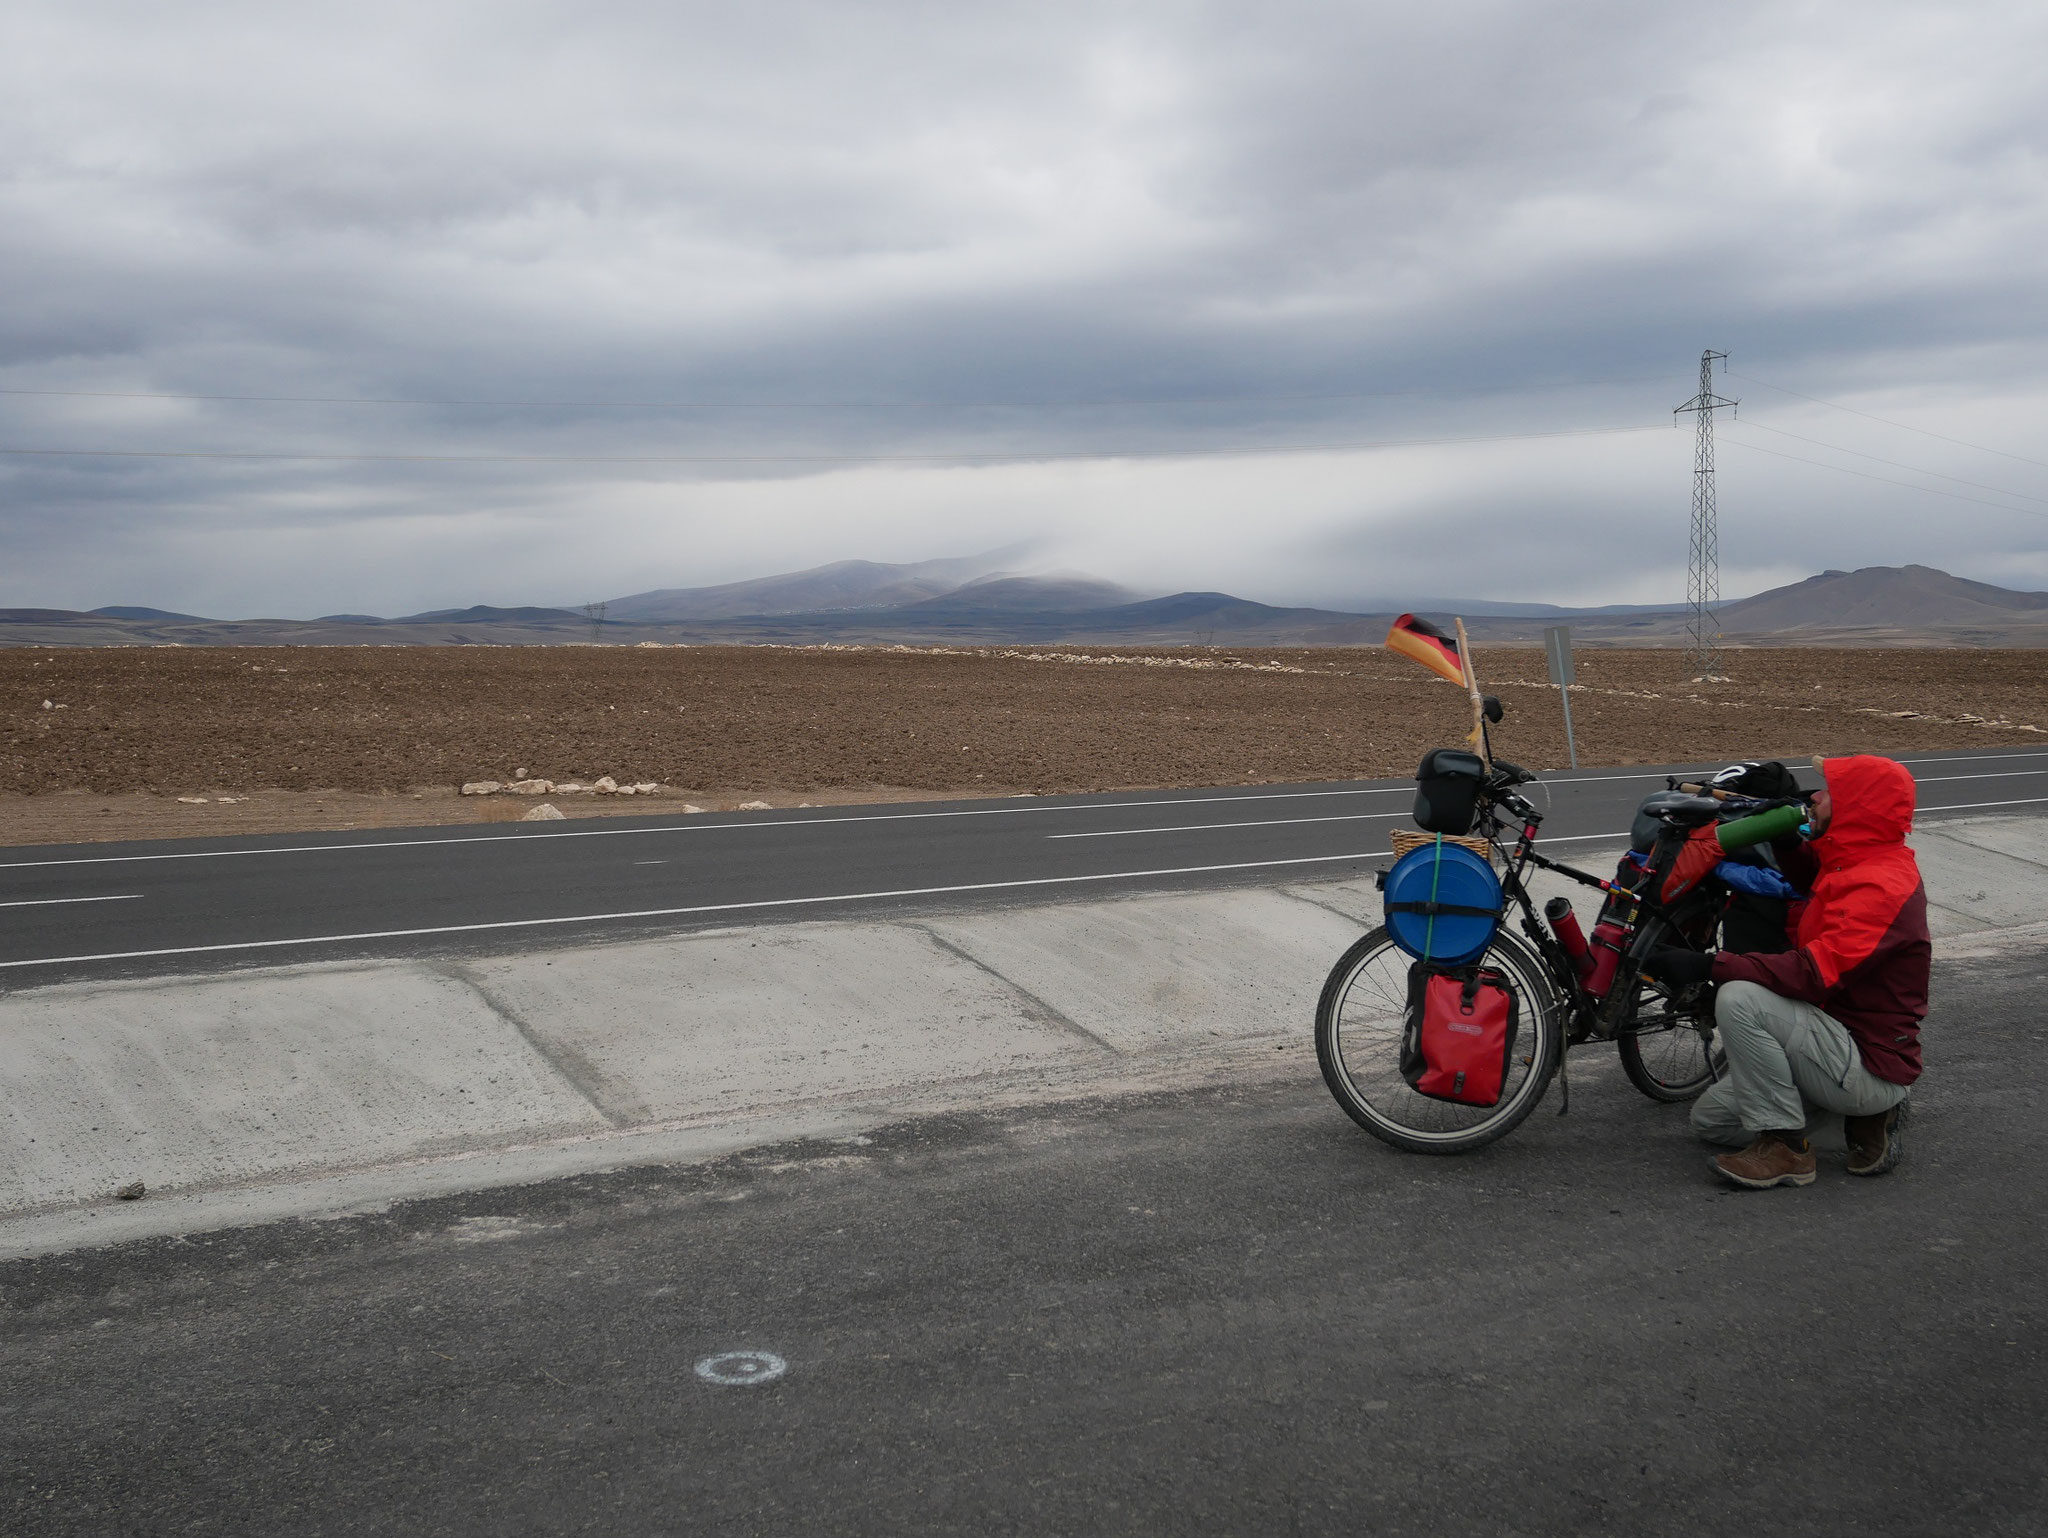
[1709,755,1929,1084]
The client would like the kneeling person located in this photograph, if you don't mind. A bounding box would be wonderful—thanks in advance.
[1649,754,1927,1189]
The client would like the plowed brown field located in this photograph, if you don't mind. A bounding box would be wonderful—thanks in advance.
[2,645,2041,844]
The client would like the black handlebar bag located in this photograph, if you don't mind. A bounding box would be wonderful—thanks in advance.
[1399,964,1520,1107]
[1413,749,1487,835]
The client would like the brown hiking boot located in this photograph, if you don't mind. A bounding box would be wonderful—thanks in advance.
[1845,1100,1909,1177]
[1712,1134,1817,1189]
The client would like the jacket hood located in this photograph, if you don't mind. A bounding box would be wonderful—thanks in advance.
[1815,754,1915,858]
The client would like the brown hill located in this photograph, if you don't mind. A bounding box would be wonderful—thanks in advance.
[1719,565,2048,631]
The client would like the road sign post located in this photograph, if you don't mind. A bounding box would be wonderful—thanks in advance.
[1544,625,1579,769]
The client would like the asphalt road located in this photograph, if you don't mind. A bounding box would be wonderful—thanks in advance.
[2,943,2039,1537]
[6,747,2048,985]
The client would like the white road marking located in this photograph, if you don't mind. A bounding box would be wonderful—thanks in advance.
[0,849,1389,969]
[0,787,1407,870]
[0,894,143,909]
[1540,752,2048,785]
[695,1351,787,1386]
[1912,770,2048,784]
[1898,750,2048,765]
[1917,796,2048,814]
[2,797,2032,970]
[1049,811,1410,839]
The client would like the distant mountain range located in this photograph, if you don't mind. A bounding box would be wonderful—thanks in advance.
[605,551,1033,621]
[5,562,2047,647]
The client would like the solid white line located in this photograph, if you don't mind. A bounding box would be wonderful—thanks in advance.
[0,849,1387,970]
[1532,771,1694,786]
[1918,796,2048,814]
[0,788,1408,871]
[0,894,143,909]
[1052,779,2048,845]
[1540,751,2048,786]
[1048,811,1411,839]
[1897,750,2048,766]
[1913,770,2048,785]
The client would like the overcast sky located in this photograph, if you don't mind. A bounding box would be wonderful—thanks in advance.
[3,1,2045,617]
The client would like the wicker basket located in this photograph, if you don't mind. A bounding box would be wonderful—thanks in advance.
[1389,827,1495,864]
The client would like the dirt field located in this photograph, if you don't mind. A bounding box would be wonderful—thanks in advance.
[2,645,2041,844]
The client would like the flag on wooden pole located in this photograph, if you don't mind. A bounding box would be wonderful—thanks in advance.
[1384,613,1467,686]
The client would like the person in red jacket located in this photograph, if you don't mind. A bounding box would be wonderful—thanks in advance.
[1648,754,1928,1189]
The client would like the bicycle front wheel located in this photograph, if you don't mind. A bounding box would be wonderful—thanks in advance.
[1315,926,1562,1154]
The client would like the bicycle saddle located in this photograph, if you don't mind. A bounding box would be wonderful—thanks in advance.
[1631,791,1720,851]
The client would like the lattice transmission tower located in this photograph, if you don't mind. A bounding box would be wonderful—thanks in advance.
[1674,350,1737,681]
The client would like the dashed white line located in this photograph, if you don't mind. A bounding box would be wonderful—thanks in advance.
[0,849,1386,970]
[1049,811,1410,839]
[0,894,144,909]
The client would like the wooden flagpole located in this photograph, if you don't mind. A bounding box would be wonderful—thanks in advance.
[1454,616,1488,762]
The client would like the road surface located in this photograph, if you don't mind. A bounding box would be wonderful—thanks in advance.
[1,941,2037,1535]
[6,748,2047,985]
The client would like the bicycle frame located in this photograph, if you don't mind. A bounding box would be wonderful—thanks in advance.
[1468,779,1713,1048]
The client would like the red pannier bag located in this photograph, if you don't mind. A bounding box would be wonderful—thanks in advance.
[1400,965,1520,1107]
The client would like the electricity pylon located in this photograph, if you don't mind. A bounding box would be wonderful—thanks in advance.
[1674,350,1737,681]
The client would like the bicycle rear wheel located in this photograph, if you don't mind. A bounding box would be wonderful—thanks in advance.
[1315,926,1561,1154]
[1616,979,1720,1101]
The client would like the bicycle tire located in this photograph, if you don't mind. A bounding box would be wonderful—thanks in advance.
[1615,978,1720,1101]
[1315,925,1562,1154]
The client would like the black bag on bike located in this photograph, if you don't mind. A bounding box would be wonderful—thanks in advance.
[1708,760,1803,799]
[1413,749,1487,835]
[1400,962,1520,1107]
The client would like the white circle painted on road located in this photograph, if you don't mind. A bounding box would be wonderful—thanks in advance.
[695,1350,788,1387]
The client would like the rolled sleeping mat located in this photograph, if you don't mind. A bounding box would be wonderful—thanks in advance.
[1714,802,1806,853]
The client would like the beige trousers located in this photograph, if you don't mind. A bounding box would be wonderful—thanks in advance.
[1690,980,1909,1146]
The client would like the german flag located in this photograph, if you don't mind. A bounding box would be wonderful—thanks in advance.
[1385,613,1468,686]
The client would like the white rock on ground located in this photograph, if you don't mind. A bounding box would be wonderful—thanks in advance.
[737,800,773,811]
[632,783,659,794]
[506,779,554,795]
[554,783,586,793]
[615,786,636,796]
[176,797,209,805]
[594,776,618,794]
[521,803,566,821]
[460,781,503,796]
[680,803,704,814]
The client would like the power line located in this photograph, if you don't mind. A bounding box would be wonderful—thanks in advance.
[0,421,1666,467]
[1738,419,2048,507]
[1727,369,2048,472]
[0,374,1677,412]
[1721,434,2048,519]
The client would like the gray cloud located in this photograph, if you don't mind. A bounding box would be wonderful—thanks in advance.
[2,0,2045,615]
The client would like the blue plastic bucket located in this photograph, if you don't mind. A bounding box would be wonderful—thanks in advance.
[1382,841,1503,965]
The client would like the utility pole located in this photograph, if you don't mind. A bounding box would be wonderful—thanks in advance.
[582,601,608,643]
[1674,350,1736,682]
